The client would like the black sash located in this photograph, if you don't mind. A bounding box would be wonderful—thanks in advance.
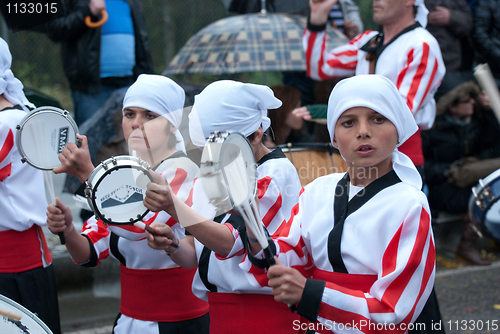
[327,170,401,273]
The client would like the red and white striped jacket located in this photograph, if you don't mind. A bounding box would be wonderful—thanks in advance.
[303,26,445,165]
[241,172,435,333]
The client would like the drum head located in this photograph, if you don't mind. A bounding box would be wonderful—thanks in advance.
[0,294,53,333]
[469,169,500,242]
[16,106,78,170]
[200,132,257,211]
[87,157,153,225]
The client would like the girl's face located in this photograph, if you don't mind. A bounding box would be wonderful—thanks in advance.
[333,106,398,172]
[122,107,173,159]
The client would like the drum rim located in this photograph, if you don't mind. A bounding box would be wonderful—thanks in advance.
[0,294,53,333]
[15,106,78,170]
[219,131,257,205]
[469,169,500,241]
[201,131,257,209]
[87,157,153,225]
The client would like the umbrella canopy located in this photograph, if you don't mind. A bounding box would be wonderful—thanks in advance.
[221,0,309,14]
[163,13,347,76]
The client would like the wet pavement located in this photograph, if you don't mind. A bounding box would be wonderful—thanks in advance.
[45,173,500,333]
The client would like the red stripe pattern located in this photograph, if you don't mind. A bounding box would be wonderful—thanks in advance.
[0,129,14,181]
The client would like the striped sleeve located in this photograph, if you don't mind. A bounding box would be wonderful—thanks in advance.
[396,41,442,117]
[314,206,435,333]
[303,29,373,80]
[0,124,14,182]
[80,217,111,266]
[221,175,289,259]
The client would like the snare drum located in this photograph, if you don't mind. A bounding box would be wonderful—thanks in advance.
[200,131,257,212]
[469,169,500,242]
[278,142,346,186]
[0,294,52,333]
[85,156,153,225]
[16,106,79,170]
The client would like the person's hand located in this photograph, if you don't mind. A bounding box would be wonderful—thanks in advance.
[343,20,359,39]
[89,0,106,16]
[146,222,179,253]
[267,257,307,306]
[480,91,491,110]
[427,6,451,26]
[309,0,339,26]
[144,170,175,214]
[292,106,312,121]
[46,197,75,236]
[53,134,94,182]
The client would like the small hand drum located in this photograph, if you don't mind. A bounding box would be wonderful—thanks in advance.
[16,106,79,170]
[85,156,153,225]
[469,168,500,242]
[199,131,257,212]
[0,294,53,333]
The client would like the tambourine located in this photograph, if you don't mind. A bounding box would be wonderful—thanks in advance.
[469,168,500,242]
[200,131,277,269]
[85,155,153,225]
[16,106,79,170]
[0,294,53,333]
[199,131,257,212]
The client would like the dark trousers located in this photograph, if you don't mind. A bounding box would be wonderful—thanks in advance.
[0,264,61,334]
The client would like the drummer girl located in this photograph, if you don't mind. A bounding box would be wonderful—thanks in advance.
[45,74,209,334]
[244,75,436,333]
[143,80,304,333]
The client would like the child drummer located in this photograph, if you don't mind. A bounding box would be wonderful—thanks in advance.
[245,75,436,333]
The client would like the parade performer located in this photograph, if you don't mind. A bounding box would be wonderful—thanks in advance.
[303,0,445,170]
[0,37,62,334]
[46,74,209,334]
[244,75,436,334]
[144,80,303,333]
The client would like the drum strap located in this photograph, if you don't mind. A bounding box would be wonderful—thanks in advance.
[360,22,420,74]
[328,170,401,273]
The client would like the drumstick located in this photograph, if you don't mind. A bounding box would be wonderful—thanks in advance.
[0,307,22,321]
[474,63,500,123]
[140,125,155,167]
[28,121,66,245]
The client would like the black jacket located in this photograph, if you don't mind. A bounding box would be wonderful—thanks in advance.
[473,0,500,78]
[46,0,154,94]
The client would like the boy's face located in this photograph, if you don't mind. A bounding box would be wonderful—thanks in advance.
[333,107,398,170]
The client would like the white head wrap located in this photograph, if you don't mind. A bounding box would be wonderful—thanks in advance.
[189,80,282,147]
[0,38,35,111]
[123,74,186,153]
[327,75,422,189]
[414,0,429,28]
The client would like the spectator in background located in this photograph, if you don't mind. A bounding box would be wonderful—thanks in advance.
[266,85,310,147]
[422,79,500,265]
[0,37,61,334]
[46,0,154,125]
[425,0,473,100]
[472,0,500,89]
